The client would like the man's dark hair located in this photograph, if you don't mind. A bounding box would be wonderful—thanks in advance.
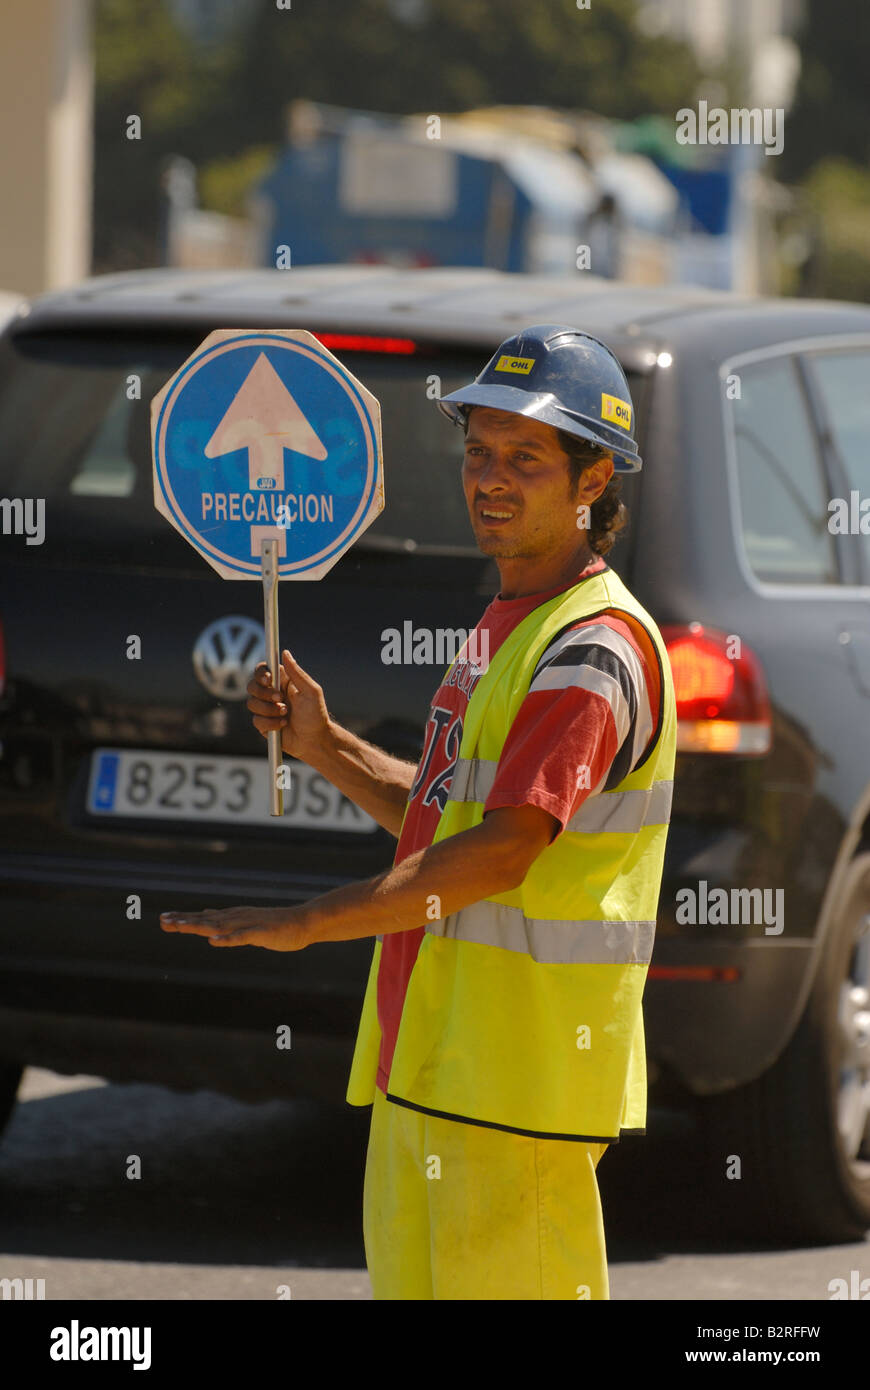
[460,409,628,556]
[555,429,628,557]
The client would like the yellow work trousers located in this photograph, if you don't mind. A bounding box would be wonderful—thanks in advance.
[363,1088,610,1300]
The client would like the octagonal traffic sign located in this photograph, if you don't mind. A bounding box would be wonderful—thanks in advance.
[151,328,384,581]
[150,328,384,814]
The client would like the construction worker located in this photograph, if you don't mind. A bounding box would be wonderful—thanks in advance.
[161,325,677,1301]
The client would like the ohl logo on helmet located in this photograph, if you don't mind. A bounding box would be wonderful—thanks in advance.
[494,354,536,375]
[601,393,632,431]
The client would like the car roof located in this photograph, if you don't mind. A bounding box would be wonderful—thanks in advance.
[10,266,870,370]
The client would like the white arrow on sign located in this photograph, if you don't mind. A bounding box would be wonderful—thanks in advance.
[204,351,328,491]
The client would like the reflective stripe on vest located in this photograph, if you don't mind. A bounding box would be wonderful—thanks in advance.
[448,754,673,834]
[426,903,656,964]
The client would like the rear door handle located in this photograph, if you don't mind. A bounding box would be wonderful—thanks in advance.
[840,629,870,697]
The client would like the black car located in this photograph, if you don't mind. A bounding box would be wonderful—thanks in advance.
[1,266,869,1242]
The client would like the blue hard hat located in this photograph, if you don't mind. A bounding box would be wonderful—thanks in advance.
[436,324,641,472]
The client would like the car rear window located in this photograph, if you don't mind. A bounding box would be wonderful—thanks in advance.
[0,329,644,574]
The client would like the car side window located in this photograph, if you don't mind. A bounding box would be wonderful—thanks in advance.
[729,355,838,584]
[807,350,870,578]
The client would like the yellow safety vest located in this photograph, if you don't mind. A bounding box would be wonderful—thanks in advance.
[346,565,677,1141]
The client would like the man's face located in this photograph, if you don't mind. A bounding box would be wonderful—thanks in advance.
[461,407,611,560]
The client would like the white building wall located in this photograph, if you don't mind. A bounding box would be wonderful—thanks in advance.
[0,0,93,296]
[637,0,804,66]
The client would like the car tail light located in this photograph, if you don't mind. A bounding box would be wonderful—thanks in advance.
[311,333,420,354]
[660,623,772,755]
[647,965,741,981]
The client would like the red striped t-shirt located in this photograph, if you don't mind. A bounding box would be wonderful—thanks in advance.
[375,555,661,1094]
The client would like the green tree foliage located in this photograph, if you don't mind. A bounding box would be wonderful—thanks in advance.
[763,0,870,302]
[199,147,278,218]
[223,0,698,132]
[799,158,870,304]
[94,0,699,270]
[781,0,870,182]
[94,0,231,267]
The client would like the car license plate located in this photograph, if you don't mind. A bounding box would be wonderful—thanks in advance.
[86,748,377,832]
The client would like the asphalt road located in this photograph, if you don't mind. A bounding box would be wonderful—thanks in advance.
[1,1068,868,1301]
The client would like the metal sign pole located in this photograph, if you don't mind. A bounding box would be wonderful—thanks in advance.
[260,538,283,817]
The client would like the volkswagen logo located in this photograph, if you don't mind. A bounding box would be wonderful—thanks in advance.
[192,616,266,700]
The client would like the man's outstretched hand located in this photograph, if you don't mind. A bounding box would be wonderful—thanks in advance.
[160,905,309,950]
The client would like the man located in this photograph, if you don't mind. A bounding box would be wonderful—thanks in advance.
[161,325,677,1301]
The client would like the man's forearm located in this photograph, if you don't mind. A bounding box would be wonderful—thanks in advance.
[295,816,521,945]
[307,719,416,837]
[158,805,555,952]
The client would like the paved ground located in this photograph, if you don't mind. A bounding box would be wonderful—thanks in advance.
[0,1069,867,1301]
